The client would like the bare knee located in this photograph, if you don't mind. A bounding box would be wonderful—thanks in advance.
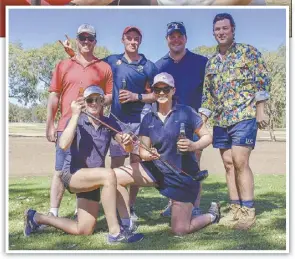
[171,225,189,236]
[233,158,249,174]
[76,225,94,236]
[222,157,234,174]
[102,169,117,186]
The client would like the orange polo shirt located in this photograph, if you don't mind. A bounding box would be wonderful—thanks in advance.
[49,57,113,131]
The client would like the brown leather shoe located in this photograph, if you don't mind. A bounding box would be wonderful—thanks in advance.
[233,206,256,230]
[219,203,241,226]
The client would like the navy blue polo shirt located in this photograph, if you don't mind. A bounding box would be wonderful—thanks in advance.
[139,103,203,177]
[62,114,121,173]
[104,54,158,123]
[155,50,208,111]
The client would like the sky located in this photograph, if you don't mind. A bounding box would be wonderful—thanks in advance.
[7,7,287,62]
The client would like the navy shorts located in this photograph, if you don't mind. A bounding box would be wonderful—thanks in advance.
[141,160,200,204]
[55,131,68,171]
[59,170,101,202]
[213,118,258,149]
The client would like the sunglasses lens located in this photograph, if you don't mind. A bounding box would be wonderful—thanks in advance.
[86,96,103,104]
[86,98,94,104]
[78,35,95,42]
[153,87,171,94]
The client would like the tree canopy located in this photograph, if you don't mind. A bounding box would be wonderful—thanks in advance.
[8,41,287,139]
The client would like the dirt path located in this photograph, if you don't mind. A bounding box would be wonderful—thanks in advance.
[8,136,286,177]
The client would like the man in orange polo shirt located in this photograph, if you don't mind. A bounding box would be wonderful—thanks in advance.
[45,23,113,220]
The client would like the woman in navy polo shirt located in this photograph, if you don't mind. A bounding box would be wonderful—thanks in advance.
[24,86,143,244]
[114,73,220,235]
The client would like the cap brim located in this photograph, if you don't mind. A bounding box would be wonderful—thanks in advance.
[152,81,174,88]
[124,27,142,37]
[84,90,104,98]
[167,29,186,36]
[77,31,96,36]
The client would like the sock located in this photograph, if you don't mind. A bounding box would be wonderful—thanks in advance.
[241,200,254,208]
[32,213,40,226]
[50,208,59,217]
[109,232,120,238]
[230,200,240,205]
[121,218,132,229]
[208,213,216,223]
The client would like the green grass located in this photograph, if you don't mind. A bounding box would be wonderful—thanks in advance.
[8,174,286,251]
[9,123,46,135]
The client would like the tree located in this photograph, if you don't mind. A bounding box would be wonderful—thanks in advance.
[9,41,112,106]
[262,45,286,141]
[192,45,216,58]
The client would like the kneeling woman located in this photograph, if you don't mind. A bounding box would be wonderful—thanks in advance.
[24,86,143,244]
[114,73,220,236]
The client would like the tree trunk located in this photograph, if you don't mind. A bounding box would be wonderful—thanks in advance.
[268,116,276,142]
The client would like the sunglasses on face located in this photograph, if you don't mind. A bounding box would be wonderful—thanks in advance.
[78,35,96,42]
[85,96,104,104]
[153,86,173,95]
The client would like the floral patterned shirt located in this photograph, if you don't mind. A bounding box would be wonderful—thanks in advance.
[199,42,270,127]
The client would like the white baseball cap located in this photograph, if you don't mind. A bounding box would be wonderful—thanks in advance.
[152,72,175,88]
[83,85,104,98]
[77,24,96,37]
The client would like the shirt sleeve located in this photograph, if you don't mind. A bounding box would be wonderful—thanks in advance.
[145,62,159,93]
[49,61,64,93]
[107,117,122,138]
[248,47,270,102]
[189,107,203,132]
[138,113,150,137]
[198,61,214,117]
[103,63,113,95]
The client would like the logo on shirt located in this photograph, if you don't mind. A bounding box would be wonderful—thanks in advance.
[116,60,122,66]
[137,65,144,73]
[148,125,154,128]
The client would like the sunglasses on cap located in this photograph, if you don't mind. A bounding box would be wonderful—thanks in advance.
[78,35,96,42]
[153,86,173,95]
[85,96,104,104]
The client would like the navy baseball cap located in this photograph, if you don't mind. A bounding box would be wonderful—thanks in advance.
[166,22,186,37]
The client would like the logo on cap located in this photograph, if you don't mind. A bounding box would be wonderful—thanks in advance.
[77,24,96,36]
[166,22,186,37]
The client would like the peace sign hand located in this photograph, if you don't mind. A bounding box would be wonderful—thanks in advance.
[58,35,75,57]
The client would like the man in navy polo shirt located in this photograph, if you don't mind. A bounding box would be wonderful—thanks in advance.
[60,26,158,220]
[155,21,208,218]
[104,26,158,220]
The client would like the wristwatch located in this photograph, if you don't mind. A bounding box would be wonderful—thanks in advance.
[138,93,143,102]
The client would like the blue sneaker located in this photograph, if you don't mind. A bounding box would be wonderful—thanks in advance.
[208,202,221,224]
[107,228,144,244]
[121,222,138,233]
[191,207,203,218]
[24,209,40,237]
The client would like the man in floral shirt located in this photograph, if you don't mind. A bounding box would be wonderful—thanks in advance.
[199,13,270,230]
